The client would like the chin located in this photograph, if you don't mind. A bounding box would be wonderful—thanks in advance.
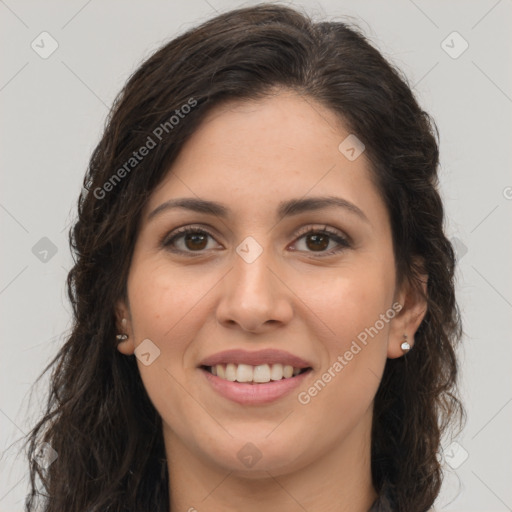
[198,434,312,477]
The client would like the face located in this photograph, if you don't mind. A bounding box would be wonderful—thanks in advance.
[116,90,425,478]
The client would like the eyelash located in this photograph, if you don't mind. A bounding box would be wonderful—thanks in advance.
[161,224,351,257]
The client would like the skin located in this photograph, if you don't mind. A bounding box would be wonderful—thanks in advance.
[116,90,427,512]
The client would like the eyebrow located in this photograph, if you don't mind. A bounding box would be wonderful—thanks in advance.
[147,196,369,223]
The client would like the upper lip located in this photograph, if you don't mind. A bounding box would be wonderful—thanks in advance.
[199,349,312,369]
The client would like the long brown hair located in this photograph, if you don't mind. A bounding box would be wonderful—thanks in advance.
[23,4,463,511]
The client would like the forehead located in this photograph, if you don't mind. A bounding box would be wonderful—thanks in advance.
[145,91,386,224]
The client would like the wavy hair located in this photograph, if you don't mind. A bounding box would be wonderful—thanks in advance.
[23,4,464,511]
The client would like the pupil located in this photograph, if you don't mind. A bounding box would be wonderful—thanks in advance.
[306,234,329,251]
[185,233,207,250]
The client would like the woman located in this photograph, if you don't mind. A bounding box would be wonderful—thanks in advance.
[25,4,464,511]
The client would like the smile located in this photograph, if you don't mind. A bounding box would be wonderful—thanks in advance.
[202,363,311,383]
[198,348,314,404]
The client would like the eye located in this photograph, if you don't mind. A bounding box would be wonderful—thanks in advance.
[291,225,351,256]
[162,226,222,253]
[161,224,351,256]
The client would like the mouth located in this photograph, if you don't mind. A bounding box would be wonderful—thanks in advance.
[200,363,312,384]
[198,349,314,404]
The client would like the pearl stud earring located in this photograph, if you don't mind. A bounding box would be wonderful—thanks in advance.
[116,318,128,341]
[400,334,411,352]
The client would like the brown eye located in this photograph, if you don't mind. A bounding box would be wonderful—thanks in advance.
[184,232,208,251]
[305,233,329,251]
[292,227,351,256]
[163,227,221,254]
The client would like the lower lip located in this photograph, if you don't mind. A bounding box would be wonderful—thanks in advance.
[200,368,312,405]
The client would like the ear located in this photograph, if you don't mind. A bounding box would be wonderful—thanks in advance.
[387,266,428,359]
[115,298,135,356]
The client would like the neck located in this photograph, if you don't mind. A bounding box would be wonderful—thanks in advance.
[165,412,377,512]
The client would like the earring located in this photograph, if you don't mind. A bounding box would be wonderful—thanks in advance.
[400,334,411,352]
[116,318,128,341]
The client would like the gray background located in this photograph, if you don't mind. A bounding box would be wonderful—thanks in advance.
[1,0,511,510]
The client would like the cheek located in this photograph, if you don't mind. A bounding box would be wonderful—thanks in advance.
[126,259,211,429]
[306,259,395,345]
[299,259,394,403]
[127,258,212,342]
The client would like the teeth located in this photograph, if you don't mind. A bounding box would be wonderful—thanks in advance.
[253,364,270,383]
[207,363,306,383]
[225,363,237,381]
[270,364,283,381]
[216,364,226,379]
[236,364,253,383]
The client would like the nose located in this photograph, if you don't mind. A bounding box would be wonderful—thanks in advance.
[215,242,294,333]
